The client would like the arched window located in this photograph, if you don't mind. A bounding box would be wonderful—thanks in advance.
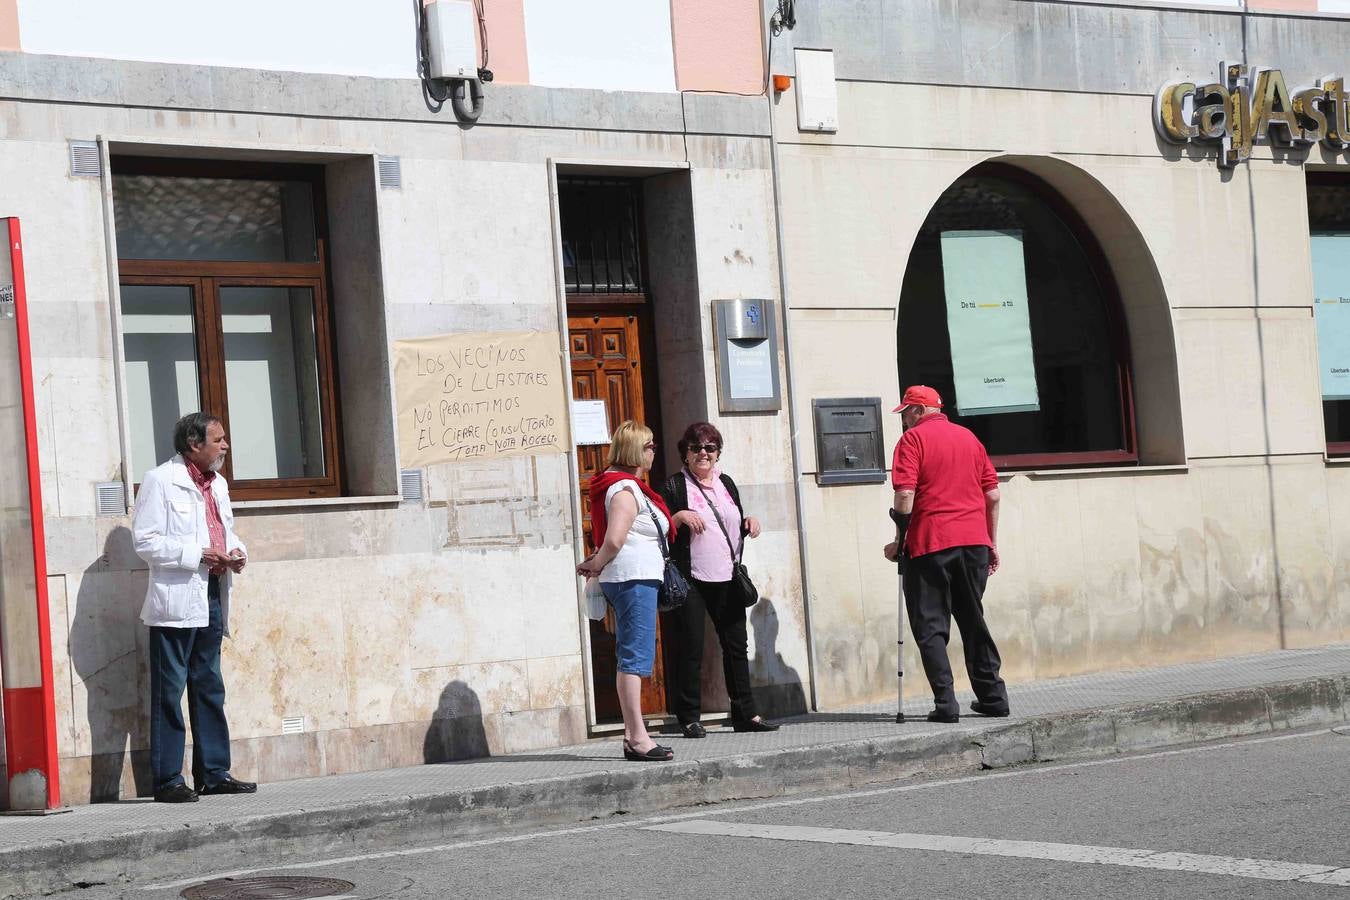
[897,164,1136,468]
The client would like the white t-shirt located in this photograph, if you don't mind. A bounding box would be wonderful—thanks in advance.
[599,481,668,583]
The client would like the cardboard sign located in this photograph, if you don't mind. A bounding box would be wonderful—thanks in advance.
[393,330,569,466]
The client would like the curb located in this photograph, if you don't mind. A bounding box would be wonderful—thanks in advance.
[5,674,1348,898]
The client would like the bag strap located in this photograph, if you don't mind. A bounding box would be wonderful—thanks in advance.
[641,495,672,562]
[687,471,743,564]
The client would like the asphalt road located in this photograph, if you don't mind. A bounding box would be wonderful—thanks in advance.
[110,726,1350,900]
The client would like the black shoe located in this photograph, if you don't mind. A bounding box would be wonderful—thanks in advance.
[732,717,780,733]
[623,740,674,761]
[970,701,1010,718]
[681,722,707,739]
[196,775,257,795]
[926,710,960,723]
[153,783,199,803]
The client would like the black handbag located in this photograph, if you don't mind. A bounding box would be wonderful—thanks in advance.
[690,476,759,608]
[644,498,689,612]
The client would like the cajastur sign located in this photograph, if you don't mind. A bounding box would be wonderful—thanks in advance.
[1154,62,1349,168]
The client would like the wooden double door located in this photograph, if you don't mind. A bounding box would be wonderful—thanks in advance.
[568,306,673,721]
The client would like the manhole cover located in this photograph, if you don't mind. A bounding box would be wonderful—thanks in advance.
[180,875,356,899]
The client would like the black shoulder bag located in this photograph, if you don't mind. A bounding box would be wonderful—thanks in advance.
[643,496,689,612]
[689,475,759,608]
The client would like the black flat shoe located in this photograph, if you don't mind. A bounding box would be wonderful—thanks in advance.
[153,783,198,803]
[970,701,1010,718]
[196,774,257,795]
[623,740,674,762]
[926,710,960,723]
[681,722,707,739]
[732,718,779,733]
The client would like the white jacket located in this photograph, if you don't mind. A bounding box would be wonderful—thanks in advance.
[132,456,246,634]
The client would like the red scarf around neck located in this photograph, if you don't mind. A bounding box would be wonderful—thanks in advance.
[588,470,675,546]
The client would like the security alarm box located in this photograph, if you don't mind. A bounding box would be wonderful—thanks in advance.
[428,0,478,80]
[812,398,886,485]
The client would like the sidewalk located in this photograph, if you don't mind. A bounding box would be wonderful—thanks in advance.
[4,644,1349,898]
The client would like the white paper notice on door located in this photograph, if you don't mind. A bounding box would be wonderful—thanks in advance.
[1312,233,1350,401]
[939,229,1040,417]
[571,399,611,446]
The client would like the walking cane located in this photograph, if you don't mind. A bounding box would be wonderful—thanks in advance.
[890,508,906,724]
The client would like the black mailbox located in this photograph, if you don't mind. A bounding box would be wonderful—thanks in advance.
[812,397,887,485]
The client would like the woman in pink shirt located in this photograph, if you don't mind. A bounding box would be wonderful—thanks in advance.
[659,422,779,738]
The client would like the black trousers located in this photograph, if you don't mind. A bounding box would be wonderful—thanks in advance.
[672,577,758,725]
[902,545,1008,716]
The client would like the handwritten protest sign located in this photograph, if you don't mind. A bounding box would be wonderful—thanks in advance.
[393,330,569,466]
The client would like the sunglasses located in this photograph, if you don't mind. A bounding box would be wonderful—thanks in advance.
[687,443,721,454]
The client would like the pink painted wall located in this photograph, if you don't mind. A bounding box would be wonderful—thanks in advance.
[1251,0,1319,9]
[0,0,20,52]
[669,0,763,94]
[481,0,529,85]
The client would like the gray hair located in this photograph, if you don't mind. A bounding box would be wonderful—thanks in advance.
[172,412,222,454]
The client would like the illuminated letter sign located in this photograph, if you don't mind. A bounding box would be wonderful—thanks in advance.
[940,229,1040,416]
[1155,62,1350,168]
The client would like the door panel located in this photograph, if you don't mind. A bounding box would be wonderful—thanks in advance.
[569,309,668,720]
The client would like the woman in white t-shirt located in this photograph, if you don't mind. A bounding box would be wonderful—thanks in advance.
[577,420,676,762]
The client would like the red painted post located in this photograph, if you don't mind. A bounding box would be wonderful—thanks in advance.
[0,217,62,811]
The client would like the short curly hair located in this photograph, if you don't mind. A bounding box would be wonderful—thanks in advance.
[676,421,722,456]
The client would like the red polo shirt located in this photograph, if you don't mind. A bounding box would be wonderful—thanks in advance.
[891,413,998,557]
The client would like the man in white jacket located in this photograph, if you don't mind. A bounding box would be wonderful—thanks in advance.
[132,412,255,803]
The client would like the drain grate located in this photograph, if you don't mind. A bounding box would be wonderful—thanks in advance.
[180,875,356,899]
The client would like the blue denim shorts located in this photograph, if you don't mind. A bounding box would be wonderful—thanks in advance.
[601,579,660,676]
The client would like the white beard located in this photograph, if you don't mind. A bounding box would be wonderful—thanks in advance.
[209,454,226,473]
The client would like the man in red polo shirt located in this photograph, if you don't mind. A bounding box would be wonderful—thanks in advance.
[884,385,1009,723]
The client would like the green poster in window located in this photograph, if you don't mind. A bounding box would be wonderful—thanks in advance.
[1312,233,1350,402]
[939,229,1040,416]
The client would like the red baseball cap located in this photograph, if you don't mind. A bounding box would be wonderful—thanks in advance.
[892,385,943,413]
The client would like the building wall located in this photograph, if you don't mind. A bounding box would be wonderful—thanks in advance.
[2,0,766,93]
[0,39,807,803]
[774,0,1350,708]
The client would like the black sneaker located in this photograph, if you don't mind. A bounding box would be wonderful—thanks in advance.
[153,783,199,803]
[926,710,960,723]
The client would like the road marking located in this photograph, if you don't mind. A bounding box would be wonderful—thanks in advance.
[643,821,1350,886]
[139,727,1336,891]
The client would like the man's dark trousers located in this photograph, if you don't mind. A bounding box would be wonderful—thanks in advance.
[149,575,231,792]
[902,545,1008,717]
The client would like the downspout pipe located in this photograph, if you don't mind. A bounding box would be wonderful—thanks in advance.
[761,10,820,712]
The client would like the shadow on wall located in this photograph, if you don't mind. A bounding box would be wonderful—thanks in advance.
[749,599,807,718]
[422,680,490,764]
[68,526,152,802]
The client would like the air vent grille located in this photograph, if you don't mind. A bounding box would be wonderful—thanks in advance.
[377,155,402,189]
[400,469,424,502]
[95,481,126,516]
[281,716,305,735]
[69,140,102,177]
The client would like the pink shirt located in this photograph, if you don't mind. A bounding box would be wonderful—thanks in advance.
[684,469,743,583]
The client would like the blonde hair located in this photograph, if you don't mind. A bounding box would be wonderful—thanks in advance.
[607,420,653,468]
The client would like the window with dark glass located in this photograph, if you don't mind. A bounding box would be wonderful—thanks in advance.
[1308,173,1350,455]
[897,165,1136,468]
[557,177,644,295]
[114,158,340,500]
